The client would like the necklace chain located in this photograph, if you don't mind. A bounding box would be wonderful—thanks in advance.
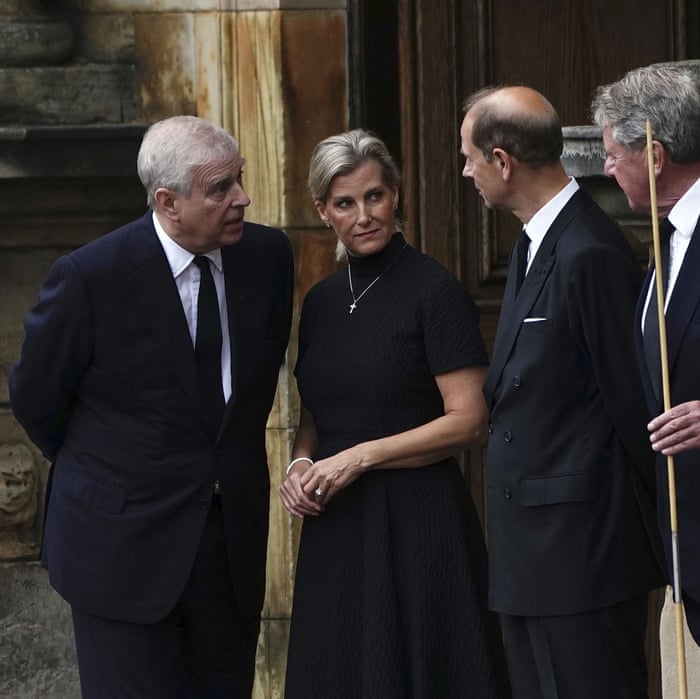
[347,244,407,314]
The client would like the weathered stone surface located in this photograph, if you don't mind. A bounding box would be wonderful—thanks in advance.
[561,125,606,178]
[72,13,134,64]
[0,562,80,698]
[659,587,700,698]
[253,618,292,699]
[0,416,45,562]
[0,65,136,126]
[133,12,196,123]
[0,124,145,178]
[0,17,73,67]
[60,0,346,10]
[0,1,74,67]
[0,443,37,528]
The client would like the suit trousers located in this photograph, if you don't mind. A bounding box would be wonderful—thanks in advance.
[500,593,651,699]
[71,501,260,699]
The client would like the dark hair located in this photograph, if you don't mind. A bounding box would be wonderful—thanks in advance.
[463,86,563,167]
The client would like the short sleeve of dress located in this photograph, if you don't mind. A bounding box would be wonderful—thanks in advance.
[420,269,488,376]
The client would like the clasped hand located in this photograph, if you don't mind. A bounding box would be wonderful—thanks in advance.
[279,448,364,519]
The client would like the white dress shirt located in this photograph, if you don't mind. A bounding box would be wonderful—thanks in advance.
[642,176,700,331]
[153,213,232,402]
[522,177,580,274]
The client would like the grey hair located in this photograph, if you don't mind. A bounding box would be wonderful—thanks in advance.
[308,129,401,203]
[137,116,240,209]
[592,64,700,163]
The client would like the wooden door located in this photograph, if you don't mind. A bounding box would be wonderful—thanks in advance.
[351,1,700,695]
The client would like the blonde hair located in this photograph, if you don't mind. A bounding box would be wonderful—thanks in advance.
[308,129,401,260]
[308,129,400,203]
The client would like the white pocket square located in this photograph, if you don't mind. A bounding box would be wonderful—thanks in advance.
[523,317,548,323]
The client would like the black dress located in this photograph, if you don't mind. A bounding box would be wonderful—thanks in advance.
[285,233,508,698]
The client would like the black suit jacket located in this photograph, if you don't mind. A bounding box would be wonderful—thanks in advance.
[483,188,665,617]
[9,212,293,623]
[635,214,700,641]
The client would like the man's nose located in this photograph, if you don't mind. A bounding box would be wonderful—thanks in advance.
[232,183,251,207]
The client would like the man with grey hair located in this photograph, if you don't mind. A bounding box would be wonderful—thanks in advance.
[9,116,293,697]
[593,63,700,645]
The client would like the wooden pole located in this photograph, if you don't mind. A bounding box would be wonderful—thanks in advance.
[645,119,688,699]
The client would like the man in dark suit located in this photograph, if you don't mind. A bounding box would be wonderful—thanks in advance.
[460,86,665,698]
[9,116,293,698]
[593,63,700,646]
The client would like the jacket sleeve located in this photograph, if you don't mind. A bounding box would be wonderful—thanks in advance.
[9,254,93,461]
[568,242,656,490]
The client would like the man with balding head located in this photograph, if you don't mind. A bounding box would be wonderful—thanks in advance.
[461,86,665,698]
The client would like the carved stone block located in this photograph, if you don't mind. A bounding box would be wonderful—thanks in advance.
[0,442,38,560]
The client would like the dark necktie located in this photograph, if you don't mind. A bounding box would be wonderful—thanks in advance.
[515,229,531,295]
[193,256,225,429]
[643,219,674,401]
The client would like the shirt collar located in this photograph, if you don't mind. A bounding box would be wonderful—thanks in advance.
[523,177,580,247]
[152,212,223,277]
[666,177,700,241]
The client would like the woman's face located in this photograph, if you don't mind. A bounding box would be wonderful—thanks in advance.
[316,159,399,258]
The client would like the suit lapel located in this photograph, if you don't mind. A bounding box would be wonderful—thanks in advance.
[220,241,256,429]
[635,267,657,407]
[484,253,554,403]
[126,215,214,436]
[484,190,587,405]
[222,249,240,427]
[666,218,700,371]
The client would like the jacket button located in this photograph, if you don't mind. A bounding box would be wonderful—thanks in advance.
[504,430,512,442]
[504,488,512,499]
[513,376,521,387]
[488,423,494,435]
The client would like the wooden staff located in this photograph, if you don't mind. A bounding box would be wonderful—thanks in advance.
[646,119,688,699]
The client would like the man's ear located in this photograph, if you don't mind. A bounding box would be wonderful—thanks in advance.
[154,188,179,222]
[492,147,513,180]
[651,139,667,177]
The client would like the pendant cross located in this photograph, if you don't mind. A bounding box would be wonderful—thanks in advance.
[349,302,357,314]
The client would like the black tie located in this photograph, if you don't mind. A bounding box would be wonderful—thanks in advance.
[193,256,225,429]
[643,219,673,401]
[515,229,531,295]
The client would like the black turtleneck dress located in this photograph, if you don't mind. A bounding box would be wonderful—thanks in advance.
[285,233,508,698]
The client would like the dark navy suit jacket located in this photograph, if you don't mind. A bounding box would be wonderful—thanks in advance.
[635,214,700,643]
[483,188,665,617]
[9,212,293,623]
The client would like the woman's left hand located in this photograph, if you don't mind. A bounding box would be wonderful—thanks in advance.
[299,447,366,505]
